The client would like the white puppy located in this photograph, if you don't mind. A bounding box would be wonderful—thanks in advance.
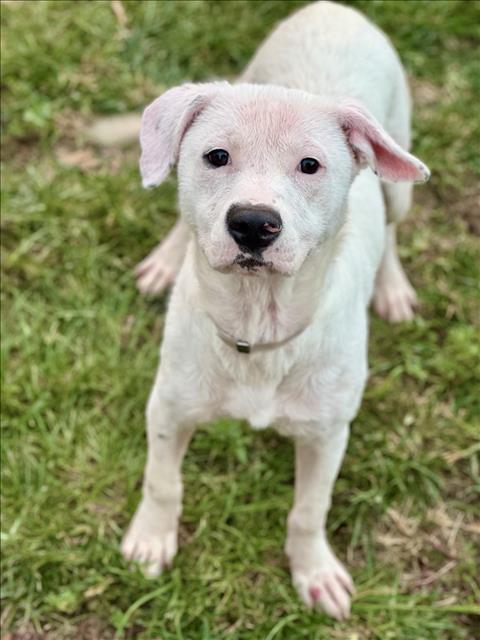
[122,1,429,620]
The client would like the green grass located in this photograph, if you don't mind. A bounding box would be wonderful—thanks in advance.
[1,1,479,639]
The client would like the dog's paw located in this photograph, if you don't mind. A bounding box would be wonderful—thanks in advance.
[373,264,418,323]
[135,224,188,296]
[121,507,178,578]
[291,549,354,620]
[135,247,177,297]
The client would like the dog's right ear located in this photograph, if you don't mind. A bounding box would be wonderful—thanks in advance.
[140,82,227,188]
[336,100,430,184]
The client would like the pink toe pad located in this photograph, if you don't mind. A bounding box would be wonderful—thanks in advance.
[309,586,321,602]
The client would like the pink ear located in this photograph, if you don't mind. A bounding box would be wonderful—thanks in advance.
[337,101,430,183]
[139,82,227,188]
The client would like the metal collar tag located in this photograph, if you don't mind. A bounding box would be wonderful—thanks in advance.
[235,340,251,354]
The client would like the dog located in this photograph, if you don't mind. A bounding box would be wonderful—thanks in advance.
[121,1,429,620]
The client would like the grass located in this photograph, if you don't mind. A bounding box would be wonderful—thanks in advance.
[1,1,479,638]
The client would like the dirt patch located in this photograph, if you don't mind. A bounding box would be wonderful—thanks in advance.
[54,142,138,175]
[68,618,114,640]
[2,618,115,640]
[2,626,43,640]
[412,179,480,238]
[452,188,480,236]
[411,78,443,107]
[375,503,478,598]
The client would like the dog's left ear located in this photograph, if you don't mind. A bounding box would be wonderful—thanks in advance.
[337,100,430,183]
[140,81,228,188]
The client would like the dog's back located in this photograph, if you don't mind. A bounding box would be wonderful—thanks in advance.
[241,1,409,126]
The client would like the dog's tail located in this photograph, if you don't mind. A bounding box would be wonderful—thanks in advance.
[86,113,141,147]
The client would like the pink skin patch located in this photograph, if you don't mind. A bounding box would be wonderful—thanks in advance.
[263,222,281,234]
[309,586,322,602]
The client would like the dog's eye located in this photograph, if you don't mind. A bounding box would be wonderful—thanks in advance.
[204,149,230,167]
[299,157,320,174]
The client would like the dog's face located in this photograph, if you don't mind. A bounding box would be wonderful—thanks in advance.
[177,86,355,275]
[140,83,429,276]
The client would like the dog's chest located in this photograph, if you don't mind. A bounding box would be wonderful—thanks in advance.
[223,383,279,429]
[220,363,320,430]
[217,348,367,433]
[217,340,301,429]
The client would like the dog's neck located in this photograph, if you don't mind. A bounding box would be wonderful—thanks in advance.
[192,233,343,346]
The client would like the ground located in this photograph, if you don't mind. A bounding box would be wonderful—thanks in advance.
[1,1,479,639]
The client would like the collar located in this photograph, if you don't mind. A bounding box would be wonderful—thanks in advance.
[208,314,309,354]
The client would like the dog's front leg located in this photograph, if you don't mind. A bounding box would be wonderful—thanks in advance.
[121,388,195,577]
[286,424,354,620]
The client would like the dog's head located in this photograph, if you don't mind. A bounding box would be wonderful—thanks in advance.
[140,82,429,276]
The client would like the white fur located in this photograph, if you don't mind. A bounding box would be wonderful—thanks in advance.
[122,1,429,620]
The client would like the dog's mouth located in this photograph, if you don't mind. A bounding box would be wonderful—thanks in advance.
[233,253,272,272]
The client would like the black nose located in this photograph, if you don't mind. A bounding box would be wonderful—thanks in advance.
[226,205,282,253]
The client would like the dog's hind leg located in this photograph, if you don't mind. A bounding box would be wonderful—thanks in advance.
[135,219,190,296]
[373,79,418,322]
[372,222,418,322]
